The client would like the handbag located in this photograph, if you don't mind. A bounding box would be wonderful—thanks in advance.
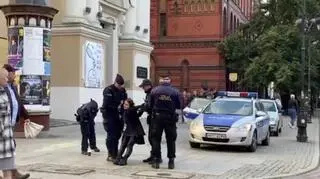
[24,121,44,138]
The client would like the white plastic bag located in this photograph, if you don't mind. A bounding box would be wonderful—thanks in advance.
[24,121,44,138]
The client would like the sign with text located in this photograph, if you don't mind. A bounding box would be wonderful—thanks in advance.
[136,66,148,79]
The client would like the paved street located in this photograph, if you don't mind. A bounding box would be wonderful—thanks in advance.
[14,116,319,179]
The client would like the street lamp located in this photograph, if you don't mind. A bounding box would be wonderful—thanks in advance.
[295,0,320,142]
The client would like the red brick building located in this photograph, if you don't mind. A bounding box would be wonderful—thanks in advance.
[150,0,254,91]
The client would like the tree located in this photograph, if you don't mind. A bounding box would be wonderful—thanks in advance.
[219,0,320,95]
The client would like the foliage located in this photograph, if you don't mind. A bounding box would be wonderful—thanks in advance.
[219,0,320,95]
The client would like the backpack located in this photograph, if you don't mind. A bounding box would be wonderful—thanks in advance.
[75,99,98,122]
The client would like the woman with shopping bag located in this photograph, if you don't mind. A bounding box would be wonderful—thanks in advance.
[0,69,16,179]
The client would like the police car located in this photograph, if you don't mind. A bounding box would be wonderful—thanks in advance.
[189,91,270,152]
[183,98,212,121]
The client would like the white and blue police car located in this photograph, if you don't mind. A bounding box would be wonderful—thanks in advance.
[188,91,270,152]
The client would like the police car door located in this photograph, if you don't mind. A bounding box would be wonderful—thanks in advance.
[183,98,211,121]
[258,101,270,138]
[255,102,267,141]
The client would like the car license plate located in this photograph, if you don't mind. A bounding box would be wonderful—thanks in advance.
[206,133,227,139]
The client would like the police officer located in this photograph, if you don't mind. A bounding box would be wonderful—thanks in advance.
[149,74,181,169]
[139,79,163,164]
[101,74,126,162]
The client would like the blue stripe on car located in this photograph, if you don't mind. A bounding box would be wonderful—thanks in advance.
[203,114,243,127]
[184,112,199,120]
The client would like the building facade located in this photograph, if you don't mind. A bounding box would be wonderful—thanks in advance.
[150,0,254,91]
[0,0,153,121]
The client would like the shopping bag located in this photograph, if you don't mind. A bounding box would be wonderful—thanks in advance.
[24,121,44,138]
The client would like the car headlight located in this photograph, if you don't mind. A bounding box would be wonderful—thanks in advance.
[190,118,203,131]
[236,124,252,132]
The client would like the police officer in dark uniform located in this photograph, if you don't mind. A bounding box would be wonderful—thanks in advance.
[101,74,126,162]
[139,79,163,164]
[149,74,181,169]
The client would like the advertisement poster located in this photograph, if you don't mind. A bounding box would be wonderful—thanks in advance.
[42,76,50,105]
[20,75,42,105]
[43,29,51,62]
[84,41,103,88]
[23,27,44,75]
[8,27,24,73]
[44,62,51,75]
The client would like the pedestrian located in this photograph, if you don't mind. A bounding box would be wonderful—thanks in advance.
[0,68,16,179]
[138,79,163,164]
[2,64,30,179]
[199,84,209,98]
[288,94,299,128]
[100,74,126,162]
[149,74,181,169]
[113,98,145,166]
[75,99,100,156]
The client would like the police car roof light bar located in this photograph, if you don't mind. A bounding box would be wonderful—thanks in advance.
[216,91,258,98]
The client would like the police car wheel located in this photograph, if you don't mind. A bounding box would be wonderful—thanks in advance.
[189,142,201,148]
[262,130,270,146]
[274,126,279,137]
[247,131,257,152]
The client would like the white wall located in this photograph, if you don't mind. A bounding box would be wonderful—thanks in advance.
[121,0,150,42]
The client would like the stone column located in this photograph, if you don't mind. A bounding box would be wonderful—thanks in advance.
[86,0,100,27]
[62,0,88,24]
[0,3,58,136]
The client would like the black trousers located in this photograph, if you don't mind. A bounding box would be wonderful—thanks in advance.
[117,136,135,159]
[103,121,123,158]
[80,122,96,152]
[151,113,177,161]
[146,115,154,157]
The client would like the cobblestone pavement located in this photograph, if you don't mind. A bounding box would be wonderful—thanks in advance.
[15,116,319,179]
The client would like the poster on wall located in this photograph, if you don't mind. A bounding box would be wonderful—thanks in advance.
[23,27,44,75]
[42,76,50,105]
[43,29,51,62]
[84,41,103,88]
[19,75,42,105]
[8,27,24,74]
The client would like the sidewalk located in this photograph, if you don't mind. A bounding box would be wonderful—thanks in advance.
[12,116,320,179]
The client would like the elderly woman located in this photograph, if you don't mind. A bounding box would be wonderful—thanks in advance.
[0,69,15,179]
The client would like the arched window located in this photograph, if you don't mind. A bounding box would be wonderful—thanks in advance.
[223,7,227,35]
[233,15,236,31]
[230,12,233,32]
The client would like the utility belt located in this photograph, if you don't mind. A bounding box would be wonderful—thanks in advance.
[152,110,178,122]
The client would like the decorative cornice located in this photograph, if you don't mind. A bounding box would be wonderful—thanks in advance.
[119,39,154,54]
[152,40,220,49]
[100,0,127,15]
[0,4,58,18]
[52,23,111,41]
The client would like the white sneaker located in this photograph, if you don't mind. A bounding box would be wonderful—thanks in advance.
[288,123,293,128]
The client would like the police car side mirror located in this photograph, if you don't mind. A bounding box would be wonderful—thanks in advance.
[256,111,266,117]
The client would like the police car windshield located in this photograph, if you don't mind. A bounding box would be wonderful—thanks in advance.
[188,98,211,110]
[203,100,253,116]
[261,101,276,112]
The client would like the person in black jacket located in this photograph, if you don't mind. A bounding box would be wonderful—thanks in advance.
[101,74,126,162]
[113,98,145,166]
[75,99,100,156]
[139,79,160,164]
[149,74,181,169]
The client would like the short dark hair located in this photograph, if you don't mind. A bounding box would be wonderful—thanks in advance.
[125,98,135,107]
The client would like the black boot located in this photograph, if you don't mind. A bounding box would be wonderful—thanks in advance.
[119,158,128,166]
[143,156,153,163]
[151,158,160,169]
[81,151,91,156]
[113,157,121,165]
[92,147,100,152]
[168,158,175,169]
[149,157,163,164]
